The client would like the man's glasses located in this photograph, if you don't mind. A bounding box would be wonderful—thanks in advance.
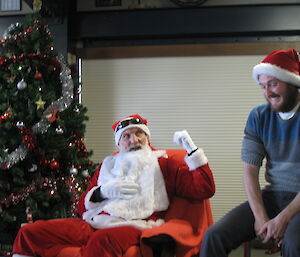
[115,118,144,133]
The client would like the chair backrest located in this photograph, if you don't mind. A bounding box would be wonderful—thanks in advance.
[165,148,187,162]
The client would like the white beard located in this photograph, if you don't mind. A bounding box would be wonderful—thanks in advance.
[97,147,169,220]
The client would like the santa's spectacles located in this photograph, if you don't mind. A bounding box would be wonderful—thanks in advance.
[115,118,144,133]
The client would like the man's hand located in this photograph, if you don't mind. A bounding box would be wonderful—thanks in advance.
[101,180,139,200]
[254,217,269,241]
[258,214,288,244]
[173,130,197,154]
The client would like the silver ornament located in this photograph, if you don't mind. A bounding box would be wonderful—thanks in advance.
[69,166,78,175]
[16,121,25,127]
[55,126,64,134]
[17,79,27,90]
[81,169,89,178]
[29,164,37,172]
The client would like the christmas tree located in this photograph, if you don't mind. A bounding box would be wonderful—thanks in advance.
[0,14,98,254]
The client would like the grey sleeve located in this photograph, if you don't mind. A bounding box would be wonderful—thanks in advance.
[241,129,266,167]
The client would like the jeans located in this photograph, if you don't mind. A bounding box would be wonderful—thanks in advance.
[199,190,300,257]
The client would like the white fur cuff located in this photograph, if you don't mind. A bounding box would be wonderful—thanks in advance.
[184,148,208,171]
[12,253,32,257]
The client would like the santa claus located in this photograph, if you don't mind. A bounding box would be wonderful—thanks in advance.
[13,114,215,257]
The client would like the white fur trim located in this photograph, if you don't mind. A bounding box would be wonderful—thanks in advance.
[114,124,150,145]
[83,149,169,229]
[184,148,208,171]
[154,150,167,159]
[12,253,33,257]
[84,186,102,210]
[252,63,300,88]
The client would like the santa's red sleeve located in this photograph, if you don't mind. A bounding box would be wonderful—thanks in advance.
[160,151,215,201]
[77,164,102,217]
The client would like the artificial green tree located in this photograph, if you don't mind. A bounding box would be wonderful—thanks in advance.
[0,14,97,254]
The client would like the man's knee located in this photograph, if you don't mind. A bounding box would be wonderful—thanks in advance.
[203,224,224,242]
[282,236,300,255]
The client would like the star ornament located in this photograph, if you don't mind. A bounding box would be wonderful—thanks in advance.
[35,97,46,110]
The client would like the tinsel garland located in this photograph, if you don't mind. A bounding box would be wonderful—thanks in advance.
[0,55,74,169]
[66,175,83,217]
[0,18,51,47]
[0,174,82,257]
[0,53,60,67]
[0,175,82,215]
[0,170,86,218]
[1,177,57,207]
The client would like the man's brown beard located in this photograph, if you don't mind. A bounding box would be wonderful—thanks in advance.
[268,85,299,112]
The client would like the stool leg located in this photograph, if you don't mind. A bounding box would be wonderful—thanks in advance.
[243,241,251,257]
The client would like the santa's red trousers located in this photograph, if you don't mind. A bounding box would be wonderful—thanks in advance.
[13,218,142,257]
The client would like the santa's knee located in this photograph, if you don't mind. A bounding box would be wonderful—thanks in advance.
[84,229,121,257]
[16,222,38,238]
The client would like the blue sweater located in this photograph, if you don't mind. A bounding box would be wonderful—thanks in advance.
[241,103,300,192]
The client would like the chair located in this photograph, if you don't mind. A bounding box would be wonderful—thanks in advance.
[56,149,214,257]
[243,238,282,257]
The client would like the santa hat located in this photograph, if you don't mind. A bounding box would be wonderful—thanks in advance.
[252,48,300,88]
[112,114,151,145]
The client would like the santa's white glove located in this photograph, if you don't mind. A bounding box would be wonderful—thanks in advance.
[173,130,198,155]
[100,180,139,200]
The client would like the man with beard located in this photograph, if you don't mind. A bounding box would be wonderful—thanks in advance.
[200,48,300,257]
[13,114,215,257]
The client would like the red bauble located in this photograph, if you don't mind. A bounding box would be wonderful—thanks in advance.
[0,111,9,124]
[50,160,59,169]
[34,72,42,79]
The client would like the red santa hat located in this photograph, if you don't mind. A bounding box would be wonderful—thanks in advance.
[252,48,300,88]
[112,114,151,145]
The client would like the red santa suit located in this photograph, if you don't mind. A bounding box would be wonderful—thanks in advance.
[13,147,214,257]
